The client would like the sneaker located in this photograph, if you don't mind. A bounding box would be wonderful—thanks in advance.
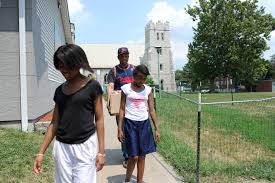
[122,159,128,168]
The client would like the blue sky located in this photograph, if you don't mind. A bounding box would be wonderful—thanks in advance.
[68,0,275,70]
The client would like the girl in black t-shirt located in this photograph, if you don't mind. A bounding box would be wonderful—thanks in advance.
[33,44,105,183]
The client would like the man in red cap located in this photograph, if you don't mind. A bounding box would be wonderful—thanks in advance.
[107,47,135,168]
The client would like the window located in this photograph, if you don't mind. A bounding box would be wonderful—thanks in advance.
[157,32,159,40]
[161,33,164,40]
[160,64,163,71]
[104,73,108,84]
[157,47,162,55]
[161,80,164,90]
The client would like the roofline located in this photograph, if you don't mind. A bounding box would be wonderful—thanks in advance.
[80,43,144,46]
[59,0,73,44]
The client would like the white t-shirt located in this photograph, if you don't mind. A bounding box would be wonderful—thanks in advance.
[121,83,152,121]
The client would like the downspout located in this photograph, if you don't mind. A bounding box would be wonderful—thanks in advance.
[19,0,28,132]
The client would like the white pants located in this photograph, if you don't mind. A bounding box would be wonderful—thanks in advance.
[53,133,98,183]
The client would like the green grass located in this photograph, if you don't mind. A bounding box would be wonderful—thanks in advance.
[157,123,197,182]
[156,92,275,182]
[0,128,54,183]
[1,92,274,182]
[203,104,275,151]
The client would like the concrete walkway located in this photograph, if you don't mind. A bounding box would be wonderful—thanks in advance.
[97,101,183,183]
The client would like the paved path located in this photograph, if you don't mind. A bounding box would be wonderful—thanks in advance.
[97,101,183,183]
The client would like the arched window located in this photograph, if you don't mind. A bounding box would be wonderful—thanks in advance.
[157,32,159,40]
[161,33,164,40]
[161,79,164,90]
[104,73,108,84]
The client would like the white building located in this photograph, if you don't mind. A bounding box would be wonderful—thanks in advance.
[0,0,73,131]
[80,44,144,90]
[142,21,176,91]
[81,21,176,92]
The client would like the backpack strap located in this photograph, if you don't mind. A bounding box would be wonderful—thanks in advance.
[113,66,117,78]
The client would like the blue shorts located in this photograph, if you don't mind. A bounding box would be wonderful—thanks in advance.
[124,118,156,157]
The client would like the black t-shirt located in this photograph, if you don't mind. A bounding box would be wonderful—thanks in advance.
[53,79,103,144]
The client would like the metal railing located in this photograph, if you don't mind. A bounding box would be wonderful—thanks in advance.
[153,88,275,183]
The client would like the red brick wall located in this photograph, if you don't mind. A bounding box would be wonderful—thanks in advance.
[256,80,272,92]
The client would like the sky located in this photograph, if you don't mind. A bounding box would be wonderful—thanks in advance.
[67,0,275,70]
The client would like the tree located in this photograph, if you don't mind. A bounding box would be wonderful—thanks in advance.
[176,64,202,91]
[264,62,274,80]
[186,0,275,92]
[175,69,184,84]
[145,76,154,85]
[265,54,275,79]
[270,54,275,66]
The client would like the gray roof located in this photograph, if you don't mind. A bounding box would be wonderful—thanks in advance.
[80,44,145,69]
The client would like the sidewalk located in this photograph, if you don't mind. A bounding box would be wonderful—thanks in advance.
[97,101,183,183]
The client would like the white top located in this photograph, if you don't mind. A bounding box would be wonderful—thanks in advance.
[121,83,152,121]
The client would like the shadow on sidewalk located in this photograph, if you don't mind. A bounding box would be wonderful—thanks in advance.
[105,149,124,166]
[107,174,145,183]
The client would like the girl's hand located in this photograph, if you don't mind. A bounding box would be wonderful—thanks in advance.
[96,154,105,172]
[117,129,124,142]
[155,129,160,143]
[33,154,43,174]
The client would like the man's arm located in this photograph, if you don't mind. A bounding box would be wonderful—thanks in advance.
[107,68,115,110]
[107,83,114,109]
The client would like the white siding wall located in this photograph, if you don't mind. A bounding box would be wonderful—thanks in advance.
[29,0,66,119]
[0,0,32,121]
[33,0,64,83]
[0,0,67,122]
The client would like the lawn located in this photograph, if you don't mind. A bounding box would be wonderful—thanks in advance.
[1,92,274,183]
[156,92,275,183]
[0,128,54,183]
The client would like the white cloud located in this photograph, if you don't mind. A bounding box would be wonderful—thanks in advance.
[68,0,84,16]
[147,0,275,68]
[147,1,196,69]
[67,0,94,43]
[147,1,195,29]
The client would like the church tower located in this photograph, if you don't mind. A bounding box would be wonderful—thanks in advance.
[143,21,176,91]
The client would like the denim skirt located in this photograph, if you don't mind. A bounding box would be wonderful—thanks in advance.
[124,118,156,157]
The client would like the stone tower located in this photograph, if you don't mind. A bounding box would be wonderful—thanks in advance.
[142,21,176,91]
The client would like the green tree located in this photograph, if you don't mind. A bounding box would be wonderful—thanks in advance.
[175,69,184,84]
[186,0,275,92]
[145,76,154,85]
[265,62,274,80]
[270,54,275,66]
[176,64,202,91]
[265,54,275,79]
